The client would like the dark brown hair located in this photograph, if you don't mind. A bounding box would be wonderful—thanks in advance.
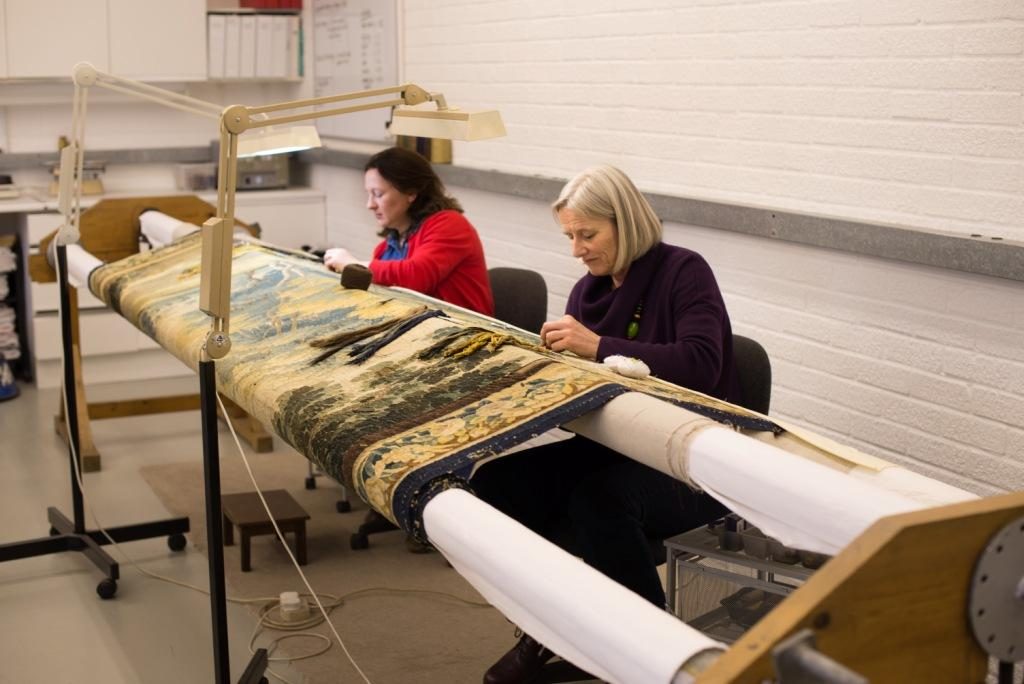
[364,147,463,232]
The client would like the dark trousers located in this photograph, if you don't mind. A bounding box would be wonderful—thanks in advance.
[470,436,727,607]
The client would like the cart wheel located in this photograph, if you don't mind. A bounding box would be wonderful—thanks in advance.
[336,500,351,513]
[305,476,317,490]
[97,578,118,599]
[350,533,369,550]
[167,533,187,552]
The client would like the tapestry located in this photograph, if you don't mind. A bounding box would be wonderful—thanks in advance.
[89,235,778,536]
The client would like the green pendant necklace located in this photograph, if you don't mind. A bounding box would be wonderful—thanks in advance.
[626,300,643,340]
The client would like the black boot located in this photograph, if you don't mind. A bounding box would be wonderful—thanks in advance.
[483,632,554,684]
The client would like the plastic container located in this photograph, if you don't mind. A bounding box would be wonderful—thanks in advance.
[800,550,830,569]
[768,539,801,564]
[715,514,744,552]
[175,162,217,191]
[720,587,785,628]
[739,526,770,559]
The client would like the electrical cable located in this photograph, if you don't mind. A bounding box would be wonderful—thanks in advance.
[214,391,372,684]
[53,244,493,684]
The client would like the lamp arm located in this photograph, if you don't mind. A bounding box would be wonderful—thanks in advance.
[73,62,223,120]
[247,98,408,129]
[55,62,224,249]
[197,81,437,357]
[220,83,435,134]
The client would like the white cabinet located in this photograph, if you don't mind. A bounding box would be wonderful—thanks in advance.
[4,0,205,80]
[0,2,8,79]
[230,190,327,250]
[6,0,109,78]
[107,0,206,80]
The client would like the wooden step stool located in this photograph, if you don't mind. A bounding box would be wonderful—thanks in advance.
[222,489,310,572]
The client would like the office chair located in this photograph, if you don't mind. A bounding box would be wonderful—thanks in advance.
[535,333,773,683]
[349,267,550,550]
[487,266,549,334]
[731,333,772,415]
[648,332,772,567]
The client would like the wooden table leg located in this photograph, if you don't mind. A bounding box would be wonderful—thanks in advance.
[217,396,274,453]
[53,287,101,472]
[296,523,307,566]
[240,530,252,572]
[223,514,234,546]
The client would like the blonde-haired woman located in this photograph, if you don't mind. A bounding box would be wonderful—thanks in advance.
[473,166,739,683]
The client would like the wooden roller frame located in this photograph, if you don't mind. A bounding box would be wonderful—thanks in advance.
[36,196,274,471]
[697,489,1024,682]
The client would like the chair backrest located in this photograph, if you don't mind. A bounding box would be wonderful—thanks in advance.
[732,334,772,415]
[488,267,548,335]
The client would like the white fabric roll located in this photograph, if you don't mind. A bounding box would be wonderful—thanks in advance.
[848,464,977,507]
[140,210,200,248]
[423,489,723,684]
[566,392,976,554]
[66,243,103,289]
[686,428,925,554]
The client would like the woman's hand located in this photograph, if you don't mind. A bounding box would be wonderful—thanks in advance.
[540,315,601,360]
[323,247,359,273]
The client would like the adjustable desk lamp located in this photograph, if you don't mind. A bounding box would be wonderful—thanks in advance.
[53,62,505,683]
[196,84,503,684]
[47,62,317,683]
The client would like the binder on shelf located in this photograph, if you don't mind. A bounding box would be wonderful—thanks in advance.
[207,13,227,79]
[286,15,301,79]
[271,15,289,79]
[255,14,275,78]
[239,15,257,79]
[224,14,242,79]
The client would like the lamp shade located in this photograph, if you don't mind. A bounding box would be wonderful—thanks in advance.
[389,107,506,141]
[237,124,322,157]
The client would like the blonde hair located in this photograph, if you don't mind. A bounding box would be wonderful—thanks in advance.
[552,166,662,274]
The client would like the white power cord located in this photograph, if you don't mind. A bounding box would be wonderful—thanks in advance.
[53,248,493,683]
[215,391,372,684]
[52,251,365,684]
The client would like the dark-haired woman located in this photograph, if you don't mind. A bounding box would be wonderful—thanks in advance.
[324,146,494,315]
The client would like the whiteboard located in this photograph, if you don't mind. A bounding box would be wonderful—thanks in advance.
[312,0,399,142]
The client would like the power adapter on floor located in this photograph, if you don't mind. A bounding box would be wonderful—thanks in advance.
[279,591,311,623]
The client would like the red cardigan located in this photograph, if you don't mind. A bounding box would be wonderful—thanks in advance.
[368,210,494,316]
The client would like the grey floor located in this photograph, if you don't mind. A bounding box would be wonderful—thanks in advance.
[0,376,304,684]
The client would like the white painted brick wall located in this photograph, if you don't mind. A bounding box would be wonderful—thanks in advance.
[402,0,1024,241]
[313,164,1024,497]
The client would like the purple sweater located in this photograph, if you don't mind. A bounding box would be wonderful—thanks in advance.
[566,242,741,403]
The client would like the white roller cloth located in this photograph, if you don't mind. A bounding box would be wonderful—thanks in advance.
[140,210,201,248]
[688,429,922,554]
[566,392,977,555]
[423,489,723,684]
[65,243,103,289]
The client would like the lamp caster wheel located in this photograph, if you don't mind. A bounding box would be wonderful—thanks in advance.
[305,476,316,490]
[168,533,187,552]
[350,533,369,550]
[336,500,351,513]
[97,578,117,599]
